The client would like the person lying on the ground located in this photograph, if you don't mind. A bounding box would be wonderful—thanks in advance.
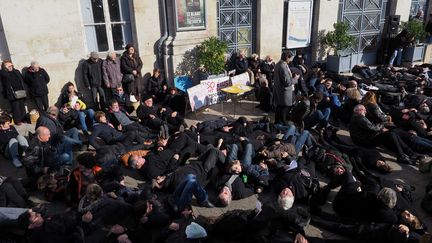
[226,159,269,193]
[89,111,154,150]
[0,176,32,208]
[127,146,180,181]
[272,157,319,205]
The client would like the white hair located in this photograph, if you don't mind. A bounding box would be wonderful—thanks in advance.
[278,194,294,210]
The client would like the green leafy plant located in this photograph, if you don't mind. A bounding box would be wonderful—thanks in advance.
[321,22,356,56]
[196,37,228,75]
[401,20,426,42]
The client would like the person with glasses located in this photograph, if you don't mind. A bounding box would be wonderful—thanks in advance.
[113,85,134,114]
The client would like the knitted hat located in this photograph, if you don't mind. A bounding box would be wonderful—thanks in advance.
[185,222,207,239]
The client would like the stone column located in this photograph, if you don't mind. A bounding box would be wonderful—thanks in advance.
[256,0,284,59]
[310,0,340,62]
[389,0,412,22]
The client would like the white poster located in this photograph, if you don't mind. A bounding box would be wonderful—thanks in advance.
[200,76,231,105]
[286,0,313,49]
[231,72,250,86]
[187,84,208,111]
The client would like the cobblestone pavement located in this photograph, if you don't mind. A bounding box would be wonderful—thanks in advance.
[4,99,431,239]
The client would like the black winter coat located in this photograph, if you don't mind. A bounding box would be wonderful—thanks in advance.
[349,114,383,146]
[0,69,26,101]
[83,58,103,88]
[89,122,123,149]
[24,68,50,96]
[36,113,64,145]
[140,149,178,180]
[120,52,143,75]
[0,126,19,153]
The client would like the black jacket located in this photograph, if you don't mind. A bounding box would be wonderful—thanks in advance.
[89,122,123,149]
[0,69,26,101]
[22,137,57,178]
[60,90,84,107]
[120,52,143,75]
[24,68,50,96]
[0,126,19,153]
[349,114,383,146]
[140,149,178,180]
[83,58,103,88]
[234,57,249,74]
[213,173,254,200]
[36,113,64,145]
[366,103,388,124]
[164,160,208,192]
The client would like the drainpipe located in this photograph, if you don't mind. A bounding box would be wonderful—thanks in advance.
[157,0,169,69]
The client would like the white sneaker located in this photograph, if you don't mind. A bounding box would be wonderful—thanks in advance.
[12,158,22,168]
[130,95,138,103]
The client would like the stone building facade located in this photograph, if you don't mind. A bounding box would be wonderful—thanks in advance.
[0,0,428,108]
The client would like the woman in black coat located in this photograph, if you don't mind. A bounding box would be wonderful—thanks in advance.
[24,61,50,111]
[120,44,143,100]
[0,61,27,125]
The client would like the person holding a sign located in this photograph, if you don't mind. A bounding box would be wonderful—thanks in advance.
[273,52,297,125]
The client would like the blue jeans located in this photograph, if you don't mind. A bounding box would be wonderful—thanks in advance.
[227,142,254,166]
[282,125,313,153]
[78,109,95,132]
[410,136,432,153]
[172,174,208,210]
[4,135,28,160]
[55,140,72,166]
[304,108,331,129]
[389,48,403,66]
[63,128,82,146]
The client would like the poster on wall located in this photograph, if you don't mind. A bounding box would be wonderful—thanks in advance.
[175,0,206,31]
[286,0,313,49]
[200,76,231,106]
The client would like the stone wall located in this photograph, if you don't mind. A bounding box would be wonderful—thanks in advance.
[0,0,87,111]
[256,0,284,60]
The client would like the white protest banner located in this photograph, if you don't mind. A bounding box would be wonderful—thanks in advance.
[187,83,208,111]
[231,72,250,86]
[200,76,231,105]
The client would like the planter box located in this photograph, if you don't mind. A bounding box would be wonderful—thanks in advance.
[403,44,425,62]
[326,55,352,73]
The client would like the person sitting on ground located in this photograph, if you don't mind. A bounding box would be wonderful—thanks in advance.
[106,99,156,136]
[137,94,186,135]
[89,111,151,150]
[112,85,134,114]
[36,105,82,147]
[349,104,419,164]
[0,115,28,167]
[65,92,95,136]
[22,127,69,188]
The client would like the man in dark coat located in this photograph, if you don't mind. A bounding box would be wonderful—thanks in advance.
[24,61,50,111]
[349,104,416,164]
[273,52,297,125]
[83,52,106,109]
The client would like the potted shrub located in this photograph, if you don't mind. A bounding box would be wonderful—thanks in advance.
[401,20,427,63]
[321,22,356,73]
[196,37,228,75]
